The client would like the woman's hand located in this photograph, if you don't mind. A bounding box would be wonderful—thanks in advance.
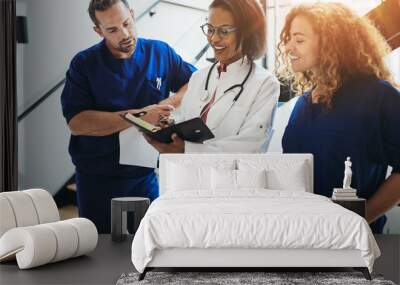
[144,133,185,153]
[158,115,175,128]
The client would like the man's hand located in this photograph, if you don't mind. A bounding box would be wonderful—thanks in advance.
[144,133,184,153]
[68,104,174,137]
[138,104,175,126]
[366,173,400,223]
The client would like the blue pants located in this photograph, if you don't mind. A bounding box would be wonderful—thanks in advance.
[75,171,159,234]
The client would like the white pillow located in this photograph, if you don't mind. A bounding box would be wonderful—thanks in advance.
[211,169,267,190]
[238,159,308,191]
[237,169,267,189]
[211,168,236,190]
[167,163,211,191]
[166,160,236,192]
[265,163,307,191]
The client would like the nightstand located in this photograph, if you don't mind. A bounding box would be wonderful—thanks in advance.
[111,197,150,242]
[331,198,366,218]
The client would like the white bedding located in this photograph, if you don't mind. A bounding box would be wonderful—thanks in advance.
[131,190,380,273]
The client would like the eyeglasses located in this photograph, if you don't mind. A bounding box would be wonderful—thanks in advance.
[200,23,237,39]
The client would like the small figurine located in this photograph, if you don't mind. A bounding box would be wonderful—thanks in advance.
[342,157,353,189]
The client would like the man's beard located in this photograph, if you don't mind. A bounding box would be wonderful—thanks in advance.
[118,37,137,54]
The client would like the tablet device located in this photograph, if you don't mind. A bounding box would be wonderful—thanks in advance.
[122,113,215,143]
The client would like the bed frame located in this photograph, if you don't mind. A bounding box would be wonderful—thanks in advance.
[138,154,371,281]
[140,248,371,280]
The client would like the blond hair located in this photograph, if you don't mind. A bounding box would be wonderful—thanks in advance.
[276,3,397,106]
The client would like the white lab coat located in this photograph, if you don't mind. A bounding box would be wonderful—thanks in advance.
[179,58,280,153]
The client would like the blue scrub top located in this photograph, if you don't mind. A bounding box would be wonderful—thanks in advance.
[61,38,196,177]
[282,76,400,231]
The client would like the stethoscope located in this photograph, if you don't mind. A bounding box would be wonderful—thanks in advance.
[199,60,254,131]
[201,60,253,102]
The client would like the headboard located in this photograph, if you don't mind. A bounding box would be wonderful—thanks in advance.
[159,153,313,195]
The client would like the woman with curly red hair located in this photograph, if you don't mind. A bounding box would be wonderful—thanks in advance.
[278,3,400,233]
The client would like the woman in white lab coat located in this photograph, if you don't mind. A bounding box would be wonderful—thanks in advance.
[146,0,280,153]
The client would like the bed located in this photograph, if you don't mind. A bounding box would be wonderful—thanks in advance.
[131,154,380,280]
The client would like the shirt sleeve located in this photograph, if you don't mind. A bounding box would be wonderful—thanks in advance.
[380,82,400,173]
[167,45,197,93]
[184,75,280,153]
[61,54,94,123]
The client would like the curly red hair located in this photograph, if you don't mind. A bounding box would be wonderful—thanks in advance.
[276,3,397,106]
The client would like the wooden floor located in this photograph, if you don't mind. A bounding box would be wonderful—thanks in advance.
[58,205,78,220]
[56,181,78,220]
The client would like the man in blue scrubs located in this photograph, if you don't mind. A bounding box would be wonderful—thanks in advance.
[61,0,196,233]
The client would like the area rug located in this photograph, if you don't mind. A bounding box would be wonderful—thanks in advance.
[116,271,396,285]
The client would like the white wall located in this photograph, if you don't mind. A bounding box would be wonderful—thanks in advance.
[17,0,98,194]
[18,89,73,194]
[163,0,211,10]
[136,2,208,64]
[17,0,99,114]
[133,0,158,17]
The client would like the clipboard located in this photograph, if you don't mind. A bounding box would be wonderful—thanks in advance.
[122,113,215,143]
